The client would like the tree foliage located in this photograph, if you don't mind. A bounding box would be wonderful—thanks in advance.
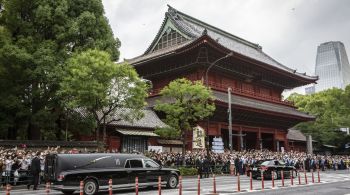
[155,78,215,164]
[0,0,120,139]
[58,49,148,143]
[288,86,350,147]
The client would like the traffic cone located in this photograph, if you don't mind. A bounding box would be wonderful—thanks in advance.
[79,181,84,195]
[237,173,240,192]
[158,176,162,195]
[213,174,216,194]
[261,172,264,191]
[108,179,113,195]
[135,177,139,195]
[179,176,182,195]
[46,182,50,195]
[5,184,11,195]
[197,175,200,195]
[249,172,253,191]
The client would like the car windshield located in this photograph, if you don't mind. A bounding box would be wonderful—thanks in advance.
[260,161,271,166]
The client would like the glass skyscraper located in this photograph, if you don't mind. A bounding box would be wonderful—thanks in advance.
[315,41,350,92]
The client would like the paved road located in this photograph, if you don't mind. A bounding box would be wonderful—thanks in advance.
[7,170,350,195]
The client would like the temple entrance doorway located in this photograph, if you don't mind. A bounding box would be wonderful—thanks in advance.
[243,132,257,150]
[261,133,274,151]
[220,128,239,151]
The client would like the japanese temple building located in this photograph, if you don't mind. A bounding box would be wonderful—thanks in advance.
[121,5,317,152]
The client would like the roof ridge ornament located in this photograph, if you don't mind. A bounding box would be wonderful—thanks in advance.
[202,28,208,35]
[167,4,177,15]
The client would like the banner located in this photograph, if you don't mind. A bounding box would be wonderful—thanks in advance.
[193,126,205,149]
[212,137,224,153]
[148,146,163,153]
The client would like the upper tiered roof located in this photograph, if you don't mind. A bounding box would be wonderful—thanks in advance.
[127,5,317,83]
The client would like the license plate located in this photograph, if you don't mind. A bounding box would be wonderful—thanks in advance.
[253,168,257,171]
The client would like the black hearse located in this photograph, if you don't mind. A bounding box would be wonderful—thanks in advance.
[247,159,297,180]
[45,153,180,195]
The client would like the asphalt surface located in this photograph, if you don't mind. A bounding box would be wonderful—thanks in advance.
[5,170,350,195]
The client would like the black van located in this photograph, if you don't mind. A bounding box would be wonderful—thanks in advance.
[45,153,180,195]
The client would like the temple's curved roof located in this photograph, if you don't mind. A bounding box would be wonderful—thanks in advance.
[127,5,317,82]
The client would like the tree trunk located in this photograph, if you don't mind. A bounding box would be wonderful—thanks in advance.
[103,117,107,147]
[28,82,41,140]
[55,115,62,140]
[7,126,17,139]
[96,121,100,145]
[27,122,40,140]
[182,130,187,166]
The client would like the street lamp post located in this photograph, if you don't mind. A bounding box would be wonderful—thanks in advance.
[228,87,233,151]
[205,52,233,156]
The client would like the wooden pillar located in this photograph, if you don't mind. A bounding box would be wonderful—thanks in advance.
[239,126,243,151]
[236,126,240,151]
[257,128,262,150]
[273,129,277,152]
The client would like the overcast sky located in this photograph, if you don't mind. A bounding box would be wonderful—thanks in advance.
[102,0,350,75]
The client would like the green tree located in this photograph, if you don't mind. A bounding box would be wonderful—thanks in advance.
[58,49,148,145]
[0,0,120,139]
[288,86,350,147]
[155,78,215,165]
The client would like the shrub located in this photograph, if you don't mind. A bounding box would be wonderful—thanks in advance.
[178,167,198,176]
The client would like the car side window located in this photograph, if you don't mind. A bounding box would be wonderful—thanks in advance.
[129,160,143,168]
[144,160,159,168]
[125,160,130,168]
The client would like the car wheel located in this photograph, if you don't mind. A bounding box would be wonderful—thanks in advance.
[166,174,178,189]
[62,190,74,195]
[84,179,99,195]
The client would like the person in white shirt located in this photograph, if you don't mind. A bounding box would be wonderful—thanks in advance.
[4,156,14,184]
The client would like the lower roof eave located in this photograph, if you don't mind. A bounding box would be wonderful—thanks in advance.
[215,100,315,122]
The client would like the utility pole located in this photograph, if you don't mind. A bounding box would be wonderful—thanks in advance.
[205,52,233,156]
[240,128,244,151]
[228,87,233,151]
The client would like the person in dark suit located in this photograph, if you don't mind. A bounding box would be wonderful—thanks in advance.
[203,157,210,178]
[27,152,41,190]
[196,157,203,179]
[234,156,240,176]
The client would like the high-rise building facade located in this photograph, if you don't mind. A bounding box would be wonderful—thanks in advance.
[315,41,350,92]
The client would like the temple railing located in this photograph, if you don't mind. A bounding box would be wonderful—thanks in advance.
[149,81,294,107]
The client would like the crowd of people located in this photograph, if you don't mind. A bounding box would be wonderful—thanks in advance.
[1,147,350,188]
[146,149,350,177]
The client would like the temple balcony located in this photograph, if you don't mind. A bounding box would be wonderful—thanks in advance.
[149,81,294,107]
